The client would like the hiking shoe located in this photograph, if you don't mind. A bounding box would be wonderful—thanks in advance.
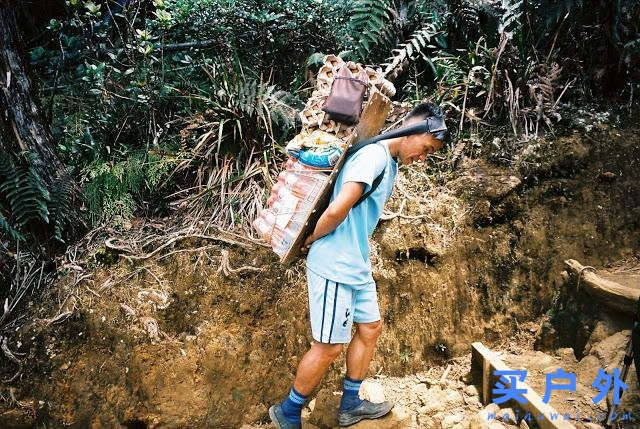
[338,400,394,426]
[268,403,301,429]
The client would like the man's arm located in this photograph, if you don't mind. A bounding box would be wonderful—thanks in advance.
[302,182,364,252]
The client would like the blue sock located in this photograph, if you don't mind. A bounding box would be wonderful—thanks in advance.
[340,376,364,411]
[280,387,307,424]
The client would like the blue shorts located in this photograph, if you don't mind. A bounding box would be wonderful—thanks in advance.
[307,268,381,344]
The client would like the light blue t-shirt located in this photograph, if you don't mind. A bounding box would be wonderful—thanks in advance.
[306,142,398,286]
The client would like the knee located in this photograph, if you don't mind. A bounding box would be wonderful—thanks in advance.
[357,320,382,344]
[313,342,343,361]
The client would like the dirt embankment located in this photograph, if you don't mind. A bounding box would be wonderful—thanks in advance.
[1,124,639,429]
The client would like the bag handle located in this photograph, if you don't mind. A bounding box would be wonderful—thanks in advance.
[332,65,370,98]
[334,76,370,87]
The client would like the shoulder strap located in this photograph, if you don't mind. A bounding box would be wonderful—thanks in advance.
[345,116,448,158]
[353,165,386,207]
[345,122,430,157]
[346,142,387,208]
[346,116,447,207]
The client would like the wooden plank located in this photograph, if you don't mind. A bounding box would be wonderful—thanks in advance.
[471,342,576,429]
[565,259,640,316]
[279,91,391,265]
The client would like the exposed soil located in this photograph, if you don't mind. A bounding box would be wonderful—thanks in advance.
[1,120,640,428]
[242,324,637,429]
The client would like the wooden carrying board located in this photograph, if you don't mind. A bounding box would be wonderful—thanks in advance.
[280,91,391,265]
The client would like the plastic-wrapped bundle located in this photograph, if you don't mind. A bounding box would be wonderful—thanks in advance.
[297,145,342,168]
[254,159,328,257]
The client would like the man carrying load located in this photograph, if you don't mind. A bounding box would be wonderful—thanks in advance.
[270,102,448,428]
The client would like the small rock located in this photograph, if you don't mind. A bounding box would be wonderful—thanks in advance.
[498,408,516,425]
[465,385,479,397]
[528,351,555,370]
[483,403,500,415]
[460,372,474,384]
[443,389,465,407]
[307,388,341,428]
[469,412,490,429]
[519,421,529,429]
[470,404,504,429]
[417,385,444,413]
[433,412,446,422]
[417,415,434,427]
[555,347,577,363]
[452,421,470,429]
[464,393,481,406]
[412,382,429,395]
[441,413,464,428]
[360,380,385,403]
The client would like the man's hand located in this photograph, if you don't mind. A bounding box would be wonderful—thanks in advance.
[301,234,315,254]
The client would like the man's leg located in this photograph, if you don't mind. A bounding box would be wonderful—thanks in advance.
[337,284,393,426]
[270,273,353,428]
[340,321,382,412]
[346,283,383,386]
[345,321,382,380]
[293,341,343,395]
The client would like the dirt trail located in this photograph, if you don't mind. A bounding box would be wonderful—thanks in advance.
[240,323,637,429]
[1,122,640,428]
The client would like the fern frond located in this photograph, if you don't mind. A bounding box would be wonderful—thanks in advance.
[0,153,51,234]
[0,211,23,241]
[50,168,74,243]
[348,0,395,60]
[451,3,481,43]
[499,0,523,34]
[382,12,448,81]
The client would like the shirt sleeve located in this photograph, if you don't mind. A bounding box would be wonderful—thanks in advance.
[340,144,386,193]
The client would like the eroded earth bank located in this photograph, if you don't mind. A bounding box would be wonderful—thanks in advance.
[1,122,639,428]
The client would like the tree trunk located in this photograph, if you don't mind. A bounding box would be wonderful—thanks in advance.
[0,6,65,185]
[0,6,85,238]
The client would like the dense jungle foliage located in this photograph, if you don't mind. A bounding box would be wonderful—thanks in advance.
[0,0,639,326]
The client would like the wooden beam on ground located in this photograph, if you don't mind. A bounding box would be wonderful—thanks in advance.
[564,259,640,316]
[471,342,576,429]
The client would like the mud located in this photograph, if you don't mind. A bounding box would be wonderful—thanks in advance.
[1,124,640,428]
